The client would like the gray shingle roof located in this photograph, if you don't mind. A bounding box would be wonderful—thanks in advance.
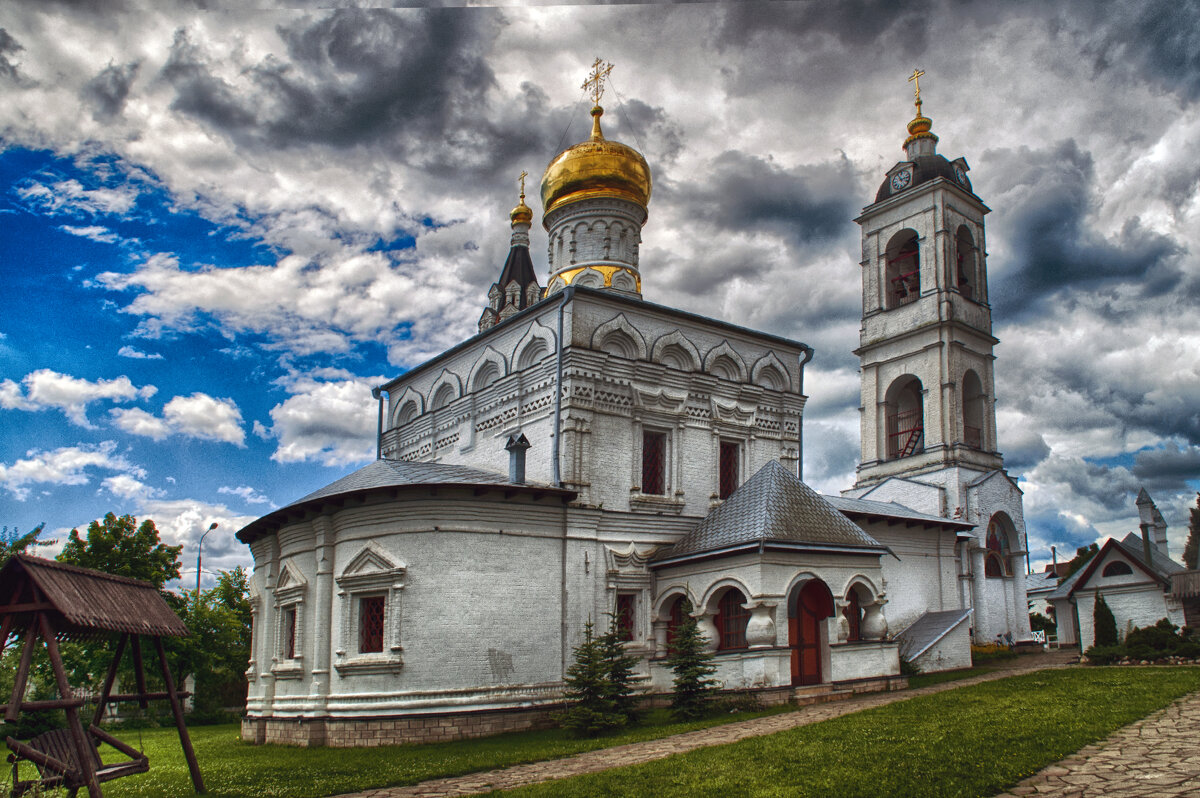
[824,495,974,530]
[237,458,571,544]
[896,609,973,661]
[654,460,884,563]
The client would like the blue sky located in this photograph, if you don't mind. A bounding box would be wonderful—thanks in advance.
[1,1,1197,587]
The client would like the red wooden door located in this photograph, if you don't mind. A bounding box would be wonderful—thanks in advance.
[790,580,833,686]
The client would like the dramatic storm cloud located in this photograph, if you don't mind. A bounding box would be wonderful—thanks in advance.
[0,0,1196,585]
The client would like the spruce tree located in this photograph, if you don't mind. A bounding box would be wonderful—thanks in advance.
[1184,493,1199,570]
[665,599,719,720]
[1093,592,1119,647]
[556,619,633,736]
[598,616,641,723]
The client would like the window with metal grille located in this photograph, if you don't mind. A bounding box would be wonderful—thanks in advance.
[359,595,385,653]
[283,607,297,659]
[719,441,739,499]
[642,430,666,495]
[615,593,636,641]
[716,589,748,650]
[665,596,686,650]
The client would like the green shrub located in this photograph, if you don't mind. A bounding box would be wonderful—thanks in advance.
[1083,644,1123,665]
[555,617,640,737]
[664,599,719,721]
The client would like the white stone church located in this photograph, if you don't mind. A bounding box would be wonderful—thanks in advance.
[238,72,1032,746]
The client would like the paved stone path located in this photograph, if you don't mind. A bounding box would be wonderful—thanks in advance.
[336,651,1077,797]
[993,689,1200,798]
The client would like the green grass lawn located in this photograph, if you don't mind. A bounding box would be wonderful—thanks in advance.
[3,705,790,798]
[6,668,1197,798]
[500,667,1200,798]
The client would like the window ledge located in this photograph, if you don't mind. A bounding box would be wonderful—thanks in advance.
[271,661,304,680]
[334,654,404,676]
[629,494,685,514]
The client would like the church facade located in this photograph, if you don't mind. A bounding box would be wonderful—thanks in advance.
[238,70,1031,747]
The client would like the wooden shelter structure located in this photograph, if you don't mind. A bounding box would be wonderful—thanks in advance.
[0,554,204,797]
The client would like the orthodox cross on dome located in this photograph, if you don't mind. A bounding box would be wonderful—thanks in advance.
[518,169,528,200]
[908,67,926,116]
[582,58,614,105]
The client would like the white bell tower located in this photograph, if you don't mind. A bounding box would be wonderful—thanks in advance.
[845,71,1031,643]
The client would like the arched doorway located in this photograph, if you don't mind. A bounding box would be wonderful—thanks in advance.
[790,580,834,686]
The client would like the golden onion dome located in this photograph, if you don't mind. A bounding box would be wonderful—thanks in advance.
[540,105,652,222]
[510,195,533,226]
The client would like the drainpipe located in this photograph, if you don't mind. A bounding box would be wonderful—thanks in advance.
[796,345,815,481]
[370,387,388,460]
[551,287,573,487]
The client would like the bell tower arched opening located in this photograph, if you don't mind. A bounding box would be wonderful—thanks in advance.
[954,225,978,301]
[885,230,920,309]
[962,369,984,450]
[885,376,924,460]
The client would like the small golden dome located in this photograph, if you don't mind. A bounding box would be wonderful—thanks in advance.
[904,113,938,147]
[510,196,533,226]
[540,105,652,222]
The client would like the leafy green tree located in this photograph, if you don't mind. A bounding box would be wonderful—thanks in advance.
[0,522,49,569]
[171,572,252,717]
[1093,593,1119,646]
[665,599,718,720]
[1061,543,1100,582]
[1184,493,1199,570]
[58,513,182,588]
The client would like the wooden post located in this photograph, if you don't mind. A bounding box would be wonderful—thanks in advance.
[130,635,149,710]
[38,612,101,798]
[152,636,205,794]
[93,633,129,728]
[5,617,39,723]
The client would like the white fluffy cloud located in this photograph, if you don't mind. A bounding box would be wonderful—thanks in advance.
[0,441,143,500]
[59,224,119,243]
[15,177,138,217]
[258,373,381,466]
[218,484,272,506]
[101,473,165,502]
[117,345,164,360]
[112,393,246,445]
[0,369,156,428]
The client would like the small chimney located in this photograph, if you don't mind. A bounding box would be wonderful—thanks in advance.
[505,433,531,484]
[1051,545,1058,574]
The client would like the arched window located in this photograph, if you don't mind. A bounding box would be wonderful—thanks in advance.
[985,517,1011,578]
[843,587,864,642]
[885,230,920,309]
[1102,561,1133,577]
[885,376,924,459]
[962,370,984,450]
[431,383,456,411]
[715,588,749,651]
[955,225,978,301]
[665,595,687,650]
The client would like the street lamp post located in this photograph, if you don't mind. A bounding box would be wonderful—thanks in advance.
[195,522,218,605]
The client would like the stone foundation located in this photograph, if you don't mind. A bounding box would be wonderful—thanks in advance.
[242,704,561,748]
[242,676,907,747]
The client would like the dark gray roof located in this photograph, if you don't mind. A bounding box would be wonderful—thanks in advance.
[237,458,572,544]
[896,609,973,661]
[874,154,975,203]
[824,495,974,530]
[654,460,884,564]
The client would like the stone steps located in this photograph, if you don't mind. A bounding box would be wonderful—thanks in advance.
[792,684,854,706]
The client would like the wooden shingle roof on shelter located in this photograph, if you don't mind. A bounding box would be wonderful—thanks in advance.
[0,554,188,638]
